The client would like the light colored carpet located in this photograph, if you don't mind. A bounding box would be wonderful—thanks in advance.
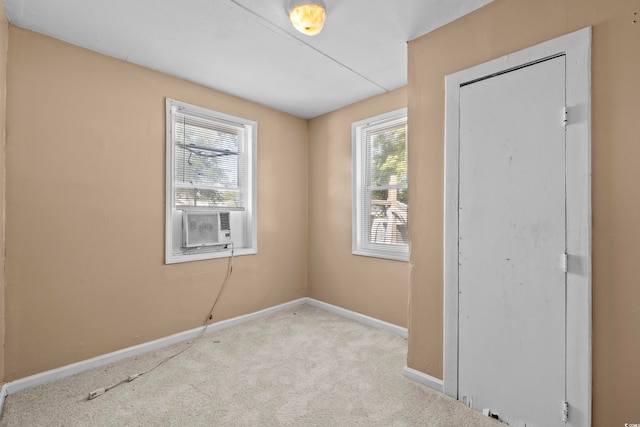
[0,304,502,426]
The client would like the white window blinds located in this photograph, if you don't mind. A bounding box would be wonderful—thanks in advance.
[173,111,247,208]
[352,109,408,261]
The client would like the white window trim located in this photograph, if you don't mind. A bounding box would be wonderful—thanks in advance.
[352,108,408,262]
[165,98,258,264]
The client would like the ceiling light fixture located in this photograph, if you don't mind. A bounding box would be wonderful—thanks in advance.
[288,0,327,36]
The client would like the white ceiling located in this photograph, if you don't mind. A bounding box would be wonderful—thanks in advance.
[4,0,492,118]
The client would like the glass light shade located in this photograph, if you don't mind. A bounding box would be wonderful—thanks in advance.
[289,3,326,36]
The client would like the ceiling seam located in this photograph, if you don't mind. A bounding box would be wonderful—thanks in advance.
[226,0,389,92]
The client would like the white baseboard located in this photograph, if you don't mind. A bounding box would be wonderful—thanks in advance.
[1,297,405,405]
[304,298,408,338]
[0,383,7,413]
[4,298,308,395]
[403,366,444,393]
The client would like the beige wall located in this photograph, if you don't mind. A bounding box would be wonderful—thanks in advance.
[4,27,308,380]
[0,0,7,383]
[407,0,640,425]
[307,88,409,328]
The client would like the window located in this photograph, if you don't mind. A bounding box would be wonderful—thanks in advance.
[352,108,408,261]
[166,98,257,264]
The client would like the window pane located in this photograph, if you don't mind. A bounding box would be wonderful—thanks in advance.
[367,189,408,246]
[175,117,241,190]
[367,123,407,187]
[175,187,241,208]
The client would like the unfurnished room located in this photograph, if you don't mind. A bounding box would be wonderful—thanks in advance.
[0,0,637,426]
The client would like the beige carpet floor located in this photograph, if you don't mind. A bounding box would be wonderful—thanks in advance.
[0,304,502,426]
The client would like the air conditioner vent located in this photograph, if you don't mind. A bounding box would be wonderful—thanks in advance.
[219,211,230,231]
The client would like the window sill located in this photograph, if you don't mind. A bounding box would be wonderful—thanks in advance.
[352,248,408,262]
[166,247,257,265]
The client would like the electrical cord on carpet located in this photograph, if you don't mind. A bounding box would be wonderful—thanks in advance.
[87,243,235,400]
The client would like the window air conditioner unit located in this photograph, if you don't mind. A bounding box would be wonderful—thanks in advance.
[182,210,232,248]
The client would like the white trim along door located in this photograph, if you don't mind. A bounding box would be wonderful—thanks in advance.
[443,27,591,426]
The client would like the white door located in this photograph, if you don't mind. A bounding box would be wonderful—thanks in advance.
[457,56,567,426]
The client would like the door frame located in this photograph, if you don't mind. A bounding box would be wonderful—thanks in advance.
[443,27,591,426]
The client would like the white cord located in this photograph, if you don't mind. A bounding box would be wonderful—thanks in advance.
[88,243,235,400]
